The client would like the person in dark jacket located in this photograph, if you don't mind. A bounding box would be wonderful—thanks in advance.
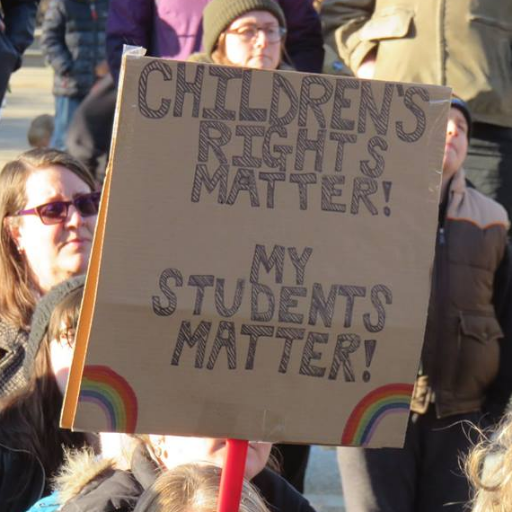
[336,99,512,512]
[41,0,109,150]
[28,435,316,512]
[0,0,39,109]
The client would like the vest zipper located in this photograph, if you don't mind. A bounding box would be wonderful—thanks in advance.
[438,227,445,246]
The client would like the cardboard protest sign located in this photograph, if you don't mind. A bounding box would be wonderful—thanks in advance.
[62,53,451,447]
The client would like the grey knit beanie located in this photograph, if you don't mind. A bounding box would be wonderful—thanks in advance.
[202,0,287,56]
[23,275,86,384]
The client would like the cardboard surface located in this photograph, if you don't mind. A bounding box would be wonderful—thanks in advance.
[62,55,451,447]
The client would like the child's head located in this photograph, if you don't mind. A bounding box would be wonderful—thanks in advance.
[133,463,270,512]
[104,434,273,481]
[27,114,54,149]
[147,436,273,480]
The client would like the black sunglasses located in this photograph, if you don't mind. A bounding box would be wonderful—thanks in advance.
[15,191,101,225]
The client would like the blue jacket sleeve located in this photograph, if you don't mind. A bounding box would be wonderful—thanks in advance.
[26,492,61,512]
[40,0,73,76]
[277,0,324,73]
[106,0,154,84]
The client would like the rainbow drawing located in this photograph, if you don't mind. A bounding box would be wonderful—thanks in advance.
[341,383,414,446]
[78,365,138,433]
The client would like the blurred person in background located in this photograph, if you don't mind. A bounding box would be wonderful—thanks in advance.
[27,114,54,149]
[41,0,109,150]
[68,0,323,182]
[106,0,323,83]
[0,0,40,117]
[321,0,512,228]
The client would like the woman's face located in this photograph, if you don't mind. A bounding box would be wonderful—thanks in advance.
[223,10,282,70]
[149,435,272,480]
[10,166,96,294]
[442,107,469,179]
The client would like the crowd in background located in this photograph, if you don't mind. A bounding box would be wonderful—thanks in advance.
[0,0,511,511]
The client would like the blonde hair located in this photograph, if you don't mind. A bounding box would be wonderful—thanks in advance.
[466,413,512,511]
[0,149,96,327]
[133,463,270,512]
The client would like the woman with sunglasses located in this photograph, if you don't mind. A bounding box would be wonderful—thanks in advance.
[189,0,288,71]
[0,277,96,512]
[0,148,99,398]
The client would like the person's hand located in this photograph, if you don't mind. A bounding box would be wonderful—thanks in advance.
[356,49,377,79]
[0,19,5,33]
[95,60,109,78]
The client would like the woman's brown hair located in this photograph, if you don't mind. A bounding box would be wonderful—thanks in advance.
[0,148,96,328]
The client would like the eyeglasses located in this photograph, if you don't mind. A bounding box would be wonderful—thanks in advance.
[14,191,101,225]
[225,24,287,43]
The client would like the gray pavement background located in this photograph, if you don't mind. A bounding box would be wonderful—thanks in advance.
[0,66,53,167]
[305,446,344,511]
[0,57,345,512]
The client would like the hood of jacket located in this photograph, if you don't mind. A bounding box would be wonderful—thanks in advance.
[55,444,159,512]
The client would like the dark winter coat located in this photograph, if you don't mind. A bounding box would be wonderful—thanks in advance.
[41,0,109,98]
[106,0,324,83]
[0,442,45,512]
[0,0,39,103]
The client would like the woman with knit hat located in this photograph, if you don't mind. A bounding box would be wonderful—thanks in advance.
[190,0,288,70]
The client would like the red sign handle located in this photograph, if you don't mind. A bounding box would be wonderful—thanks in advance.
[217,439,249,512]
